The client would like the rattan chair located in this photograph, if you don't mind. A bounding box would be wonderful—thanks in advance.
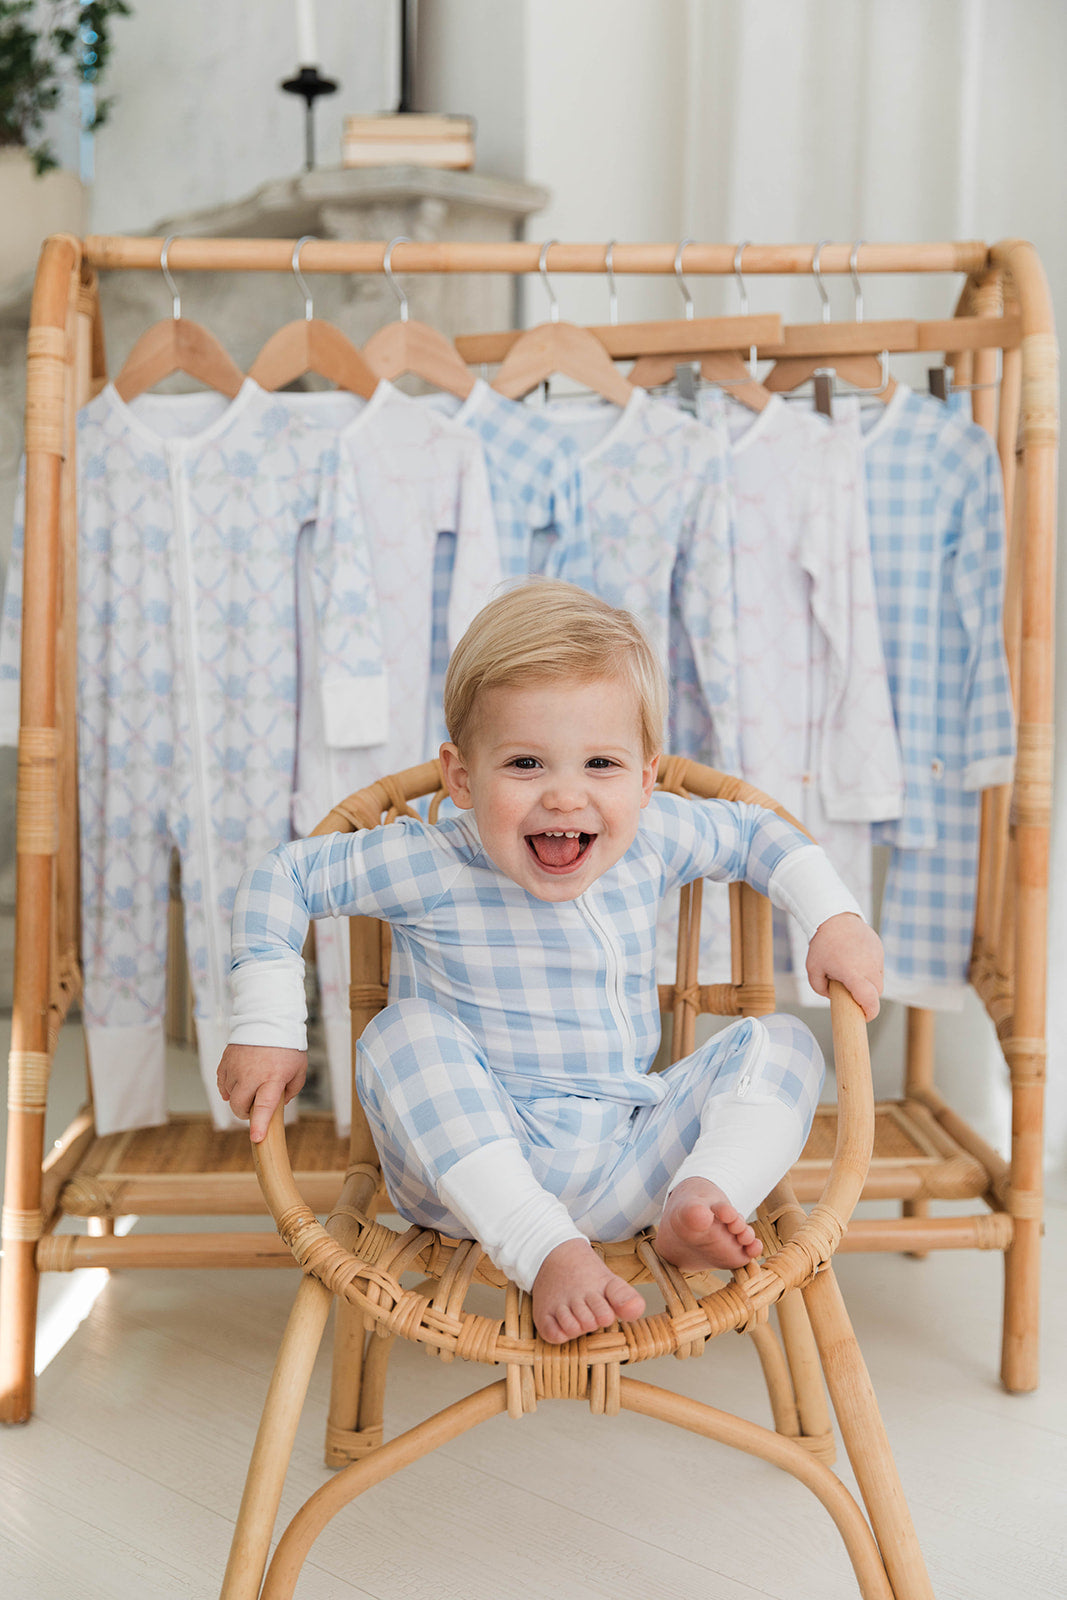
[220,756,933,1600]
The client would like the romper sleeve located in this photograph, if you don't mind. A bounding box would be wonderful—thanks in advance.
[647,792,863,942]
[544,444,595,592]
[308,444,390,750]
[229,819,465,1049]
[673,434,741,773]
[804,427,905,822]
[953,430,1016,789]
[446,436,502,651]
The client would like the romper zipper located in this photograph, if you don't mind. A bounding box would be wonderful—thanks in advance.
[577,893,637,1065]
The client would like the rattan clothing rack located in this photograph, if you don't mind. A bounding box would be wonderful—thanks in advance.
[0,236,1056,1426]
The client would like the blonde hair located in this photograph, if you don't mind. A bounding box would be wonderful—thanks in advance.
[444,580,666,760]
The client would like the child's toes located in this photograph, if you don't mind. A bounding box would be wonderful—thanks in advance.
[605,1276,645,1321]
[551,1305,582,1341]
[581,1291,616,1329]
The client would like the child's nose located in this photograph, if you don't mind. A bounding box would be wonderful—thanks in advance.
[543,777,587,813]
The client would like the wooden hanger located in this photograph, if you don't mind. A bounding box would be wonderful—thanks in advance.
[492,241,635,406]
[630,349,772,411]
[113,235,244,403]
[629,240,772,410]
[764,241,897,409]
[362,238,474,399]
[248,235,379,398]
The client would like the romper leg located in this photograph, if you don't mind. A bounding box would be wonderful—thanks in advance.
[570,1014,825,1244]
[355,998,530,1235]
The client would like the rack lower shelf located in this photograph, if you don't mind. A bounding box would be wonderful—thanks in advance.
[33,1097,1014,1273]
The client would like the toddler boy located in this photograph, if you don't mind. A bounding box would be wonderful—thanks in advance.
[217,581,882,1344]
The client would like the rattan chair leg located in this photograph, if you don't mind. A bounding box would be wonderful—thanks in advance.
[619,1379,895,1600]
[902,1010,935,1258]
[219,1273,334,1600]
[745,1321,801,1439]
[801,1265,935,1600]
[261,1382,511,1600]
[1002,1219,1041,1393]
[0,1240,39,1421]
[776,1288,836,1463]
[324,1300,368,1468]
[353,1324,396,1447]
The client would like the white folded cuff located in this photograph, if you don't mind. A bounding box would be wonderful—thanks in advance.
[964,753,1015,791]
[437,1137,586,1292]
[228,959,308,1051]
[767,844,864,941]
[666,1097,808,1221]
[321,673,389,748]
[821,787,904,823]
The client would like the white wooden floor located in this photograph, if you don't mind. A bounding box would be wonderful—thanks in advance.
[1,1017,1066,1600]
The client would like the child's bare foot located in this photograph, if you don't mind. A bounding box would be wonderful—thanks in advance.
[532,1238,646,1344]
[655,1177,763,1272]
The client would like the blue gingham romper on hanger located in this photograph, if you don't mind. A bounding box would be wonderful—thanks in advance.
[859,387,1015,1008]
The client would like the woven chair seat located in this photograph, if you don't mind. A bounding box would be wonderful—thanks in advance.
[270,1170,846,1415]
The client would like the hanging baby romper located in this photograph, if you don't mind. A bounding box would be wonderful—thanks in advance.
[0,380,385,1133]
[692,392,903,1005]
[281,383,501,1128]
[858,387,1015,1007]
[421,377,592,747]
[537,387,739,770]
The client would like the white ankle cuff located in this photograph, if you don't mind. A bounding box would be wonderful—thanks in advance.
[666,1098,807,1220]
[437,1138,586,1292]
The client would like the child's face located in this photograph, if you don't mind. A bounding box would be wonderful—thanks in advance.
[440,677,659,902]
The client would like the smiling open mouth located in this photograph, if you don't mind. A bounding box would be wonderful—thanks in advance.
[526,831,595,870]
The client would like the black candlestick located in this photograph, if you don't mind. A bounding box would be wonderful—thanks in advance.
[281,65,339,171]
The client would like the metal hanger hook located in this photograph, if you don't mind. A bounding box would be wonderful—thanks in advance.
[383,235,412,324]
[538,240,560,324]
[733,241,751,317]
[674,238,695,321]
[160,234,181,320]
[850,240,866,324]
[292,235,317,322]
[812,238,832,324]
[733,241,758,379]
[605,240,618,327]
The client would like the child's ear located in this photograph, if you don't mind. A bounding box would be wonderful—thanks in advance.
[640,753,660,807]
[439,743,474,809]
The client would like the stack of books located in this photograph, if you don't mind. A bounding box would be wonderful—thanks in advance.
[342,113,475,170]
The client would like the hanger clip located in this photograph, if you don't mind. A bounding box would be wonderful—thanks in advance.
[674,361,699,414]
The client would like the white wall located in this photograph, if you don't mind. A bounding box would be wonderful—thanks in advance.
[89,0,397,233]
[414,0,527,181]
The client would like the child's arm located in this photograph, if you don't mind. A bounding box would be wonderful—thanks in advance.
[217,1044,307,1143]
[805,911,884,1021]
[221,822,459,1140]
[653,794,882,1018]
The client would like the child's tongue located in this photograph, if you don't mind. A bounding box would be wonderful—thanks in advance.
[530,832,582,867]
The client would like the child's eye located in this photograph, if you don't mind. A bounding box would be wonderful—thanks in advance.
[586,757,617,770]
[508,757,541,770]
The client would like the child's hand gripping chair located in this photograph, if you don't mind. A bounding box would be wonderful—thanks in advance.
[220,756,934,1600]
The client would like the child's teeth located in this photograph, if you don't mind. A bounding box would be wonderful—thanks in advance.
[542,830,581,838]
